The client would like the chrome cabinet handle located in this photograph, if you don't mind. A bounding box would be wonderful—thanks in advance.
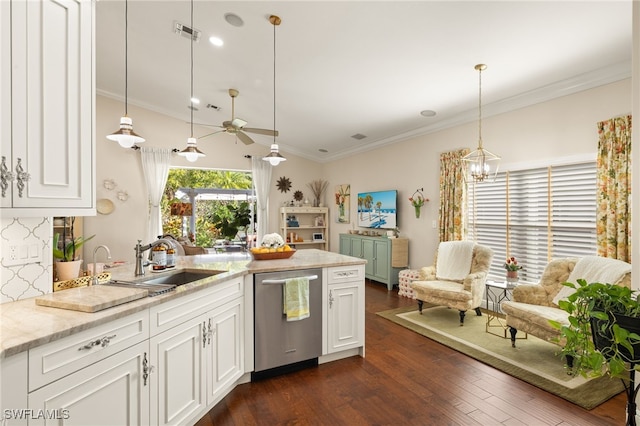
[202,322,207,348]
[78,334,116,351]
[142,352,154,386]
[15,158,30,198]
[0,156,15,198]
[207,318,214,346]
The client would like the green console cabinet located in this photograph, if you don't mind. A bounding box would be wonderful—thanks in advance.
[339,234,408,290]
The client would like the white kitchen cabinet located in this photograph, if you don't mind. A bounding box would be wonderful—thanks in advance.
[148,277,245,425]
[150,314,207,426]
[206,298,244,404]
[28,341,150,426]
[1,0,94,216]
[325,265,365,355]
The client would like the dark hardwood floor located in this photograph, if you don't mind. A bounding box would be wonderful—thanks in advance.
[195,280,626,426]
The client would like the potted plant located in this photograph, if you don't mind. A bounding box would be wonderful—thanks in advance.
[551,279,640,426]
[209,202,252,242]
[53,232,95,281]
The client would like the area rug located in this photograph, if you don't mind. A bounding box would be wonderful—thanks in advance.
[377,305,624,409]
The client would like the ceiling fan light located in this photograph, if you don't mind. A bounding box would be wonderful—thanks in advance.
[107,116,145,148]
[178,137,205,162]
[263,143,286,166]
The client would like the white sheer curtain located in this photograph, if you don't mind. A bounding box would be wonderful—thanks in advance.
[140,147,172,243]
[251,157,273,245]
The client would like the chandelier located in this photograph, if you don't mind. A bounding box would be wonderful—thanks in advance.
[462,64,500,182]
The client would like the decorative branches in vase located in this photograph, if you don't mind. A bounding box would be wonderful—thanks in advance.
[307,179,329,207]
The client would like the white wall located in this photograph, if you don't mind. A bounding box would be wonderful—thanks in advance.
[82,96,323,263]
[322,79,631,269]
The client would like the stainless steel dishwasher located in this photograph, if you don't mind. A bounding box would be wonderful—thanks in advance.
[253,268,322,378]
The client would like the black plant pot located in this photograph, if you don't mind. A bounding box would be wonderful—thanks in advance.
[590,313,640,426]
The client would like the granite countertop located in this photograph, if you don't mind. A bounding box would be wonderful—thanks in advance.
[1,250,365,359]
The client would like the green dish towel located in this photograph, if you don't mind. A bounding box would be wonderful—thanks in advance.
[283,277,310,321]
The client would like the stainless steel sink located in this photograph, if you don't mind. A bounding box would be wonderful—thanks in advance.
[142,269,225,286]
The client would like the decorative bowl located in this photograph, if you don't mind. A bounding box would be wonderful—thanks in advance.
[250,249,296,260]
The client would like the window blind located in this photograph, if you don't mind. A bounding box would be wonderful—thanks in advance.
[468,161,596,283]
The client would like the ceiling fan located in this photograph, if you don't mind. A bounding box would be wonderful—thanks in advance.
[198,88,278,145]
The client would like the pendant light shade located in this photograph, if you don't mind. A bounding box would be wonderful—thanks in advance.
[179,137,205,162]
[263,15,286,166]
[177,0,205,162]
[462,64,500,182]
[107,0,145,148]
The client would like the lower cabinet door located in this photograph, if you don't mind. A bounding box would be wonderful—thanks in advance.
[28,341,150,426]
[206,298,244,405]
[327,282,364,353]
[151,315,207,426]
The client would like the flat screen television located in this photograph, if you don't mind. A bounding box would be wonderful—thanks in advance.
[357,190,397,229]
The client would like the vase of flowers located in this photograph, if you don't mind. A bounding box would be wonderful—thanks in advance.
[504,256,522,281]
[409,195,426,218]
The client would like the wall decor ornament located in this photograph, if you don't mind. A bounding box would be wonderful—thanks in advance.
[335,184,350,224]
[277,176,292,193]
[409,188,428,218]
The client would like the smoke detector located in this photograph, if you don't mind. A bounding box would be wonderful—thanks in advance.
[174,21,201,42]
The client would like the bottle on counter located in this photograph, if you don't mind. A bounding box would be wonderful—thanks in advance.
[151,244,167,271]
[166,246,176,268]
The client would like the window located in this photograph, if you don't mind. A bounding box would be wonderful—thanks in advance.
[468,161,596,282]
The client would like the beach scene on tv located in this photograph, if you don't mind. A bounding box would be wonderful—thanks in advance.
[357,190,397,229]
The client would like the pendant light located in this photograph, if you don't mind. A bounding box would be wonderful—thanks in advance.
[263,15,286,166]
[178,0,205,163]
[106,0,145,148]
[462,64,500,182]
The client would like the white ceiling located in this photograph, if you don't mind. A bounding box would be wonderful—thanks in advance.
[96,1,632,163]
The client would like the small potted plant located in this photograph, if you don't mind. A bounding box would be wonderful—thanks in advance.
[551,279,640,426]
[53,232,95,281]
[503,256,522,281]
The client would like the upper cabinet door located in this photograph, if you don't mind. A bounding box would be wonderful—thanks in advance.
[4,0,94,216]
[1,1,11,209]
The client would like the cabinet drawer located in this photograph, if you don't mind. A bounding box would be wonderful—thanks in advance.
[28,311,148,391]
[327,265,365,284]
[149,277,243,336]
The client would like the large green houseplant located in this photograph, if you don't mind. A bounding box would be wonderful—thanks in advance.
[551,279,640,426]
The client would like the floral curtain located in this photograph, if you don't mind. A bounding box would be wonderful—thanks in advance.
[596,115,632,262]
[439,148,469,242]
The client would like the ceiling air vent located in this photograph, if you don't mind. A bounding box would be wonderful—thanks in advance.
[174,21,201,42]
[351,133,367,140]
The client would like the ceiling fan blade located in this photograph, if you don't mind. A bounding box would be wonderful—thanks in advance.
[243,127,278,137]
[236,131,255,145]
[198,130,225,140]
[189,122,223,129]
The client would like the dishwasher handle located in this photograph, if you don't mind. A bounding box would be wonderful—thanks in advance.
[261,275,318,285]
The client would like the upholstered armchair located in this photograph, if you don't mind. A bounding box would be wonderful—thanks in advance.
[410,241,494,325]
[502,256,632,349]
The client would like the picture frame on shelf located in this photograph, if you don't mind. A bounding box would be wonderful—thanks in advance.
[313,232,324,241]
[315,216,325,227]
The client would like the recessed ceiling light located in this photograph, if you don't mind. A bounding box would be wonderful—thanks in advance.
[209,36,224,47]
[190,97,200,104]
[318,148,328,153]
[420,110,437,117]
[224,13,244,27]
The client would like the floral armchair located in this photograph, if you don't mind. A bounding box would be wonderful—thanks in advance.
[501,256,632,349]
[410,241,494,325]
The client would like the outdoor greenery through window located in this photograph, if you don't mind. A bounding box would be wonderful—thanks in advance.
[467,161,597,283]
[162,169,254,248]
